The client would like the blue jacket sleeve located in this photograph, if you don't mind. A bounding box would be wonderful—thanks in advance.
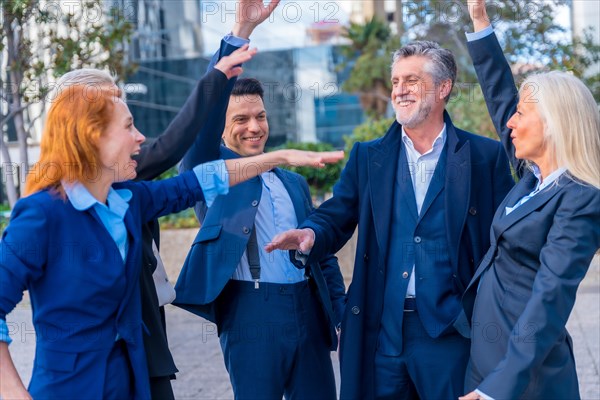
[299,142,361,266]
[467,32,527,177]
[297,175,346,325]
[180,38,245,172]
[0,197,48,322]
[134,68,229,181]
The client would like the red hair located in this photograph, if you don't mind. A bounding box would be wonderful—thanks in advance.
[25,84,122,196]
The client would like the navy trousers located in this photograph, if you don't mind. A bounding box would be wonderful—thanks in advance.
[217,280,336,400]
[374,312,470,400]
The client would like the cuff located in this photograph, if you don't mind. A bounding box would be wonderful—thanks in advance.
[193,159,229,208]
[466,25,494,42]
[223,33,250,47]
[0,318,12,344]
[475,389,495,400]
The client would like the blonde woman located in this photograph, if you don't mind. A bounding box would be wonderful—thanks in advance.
[459,1,600,399]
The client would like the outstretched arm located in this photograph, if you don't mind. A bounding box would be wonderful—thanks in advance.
[465,0,525,177]
[134,46,256,180]
[137,150,345,222]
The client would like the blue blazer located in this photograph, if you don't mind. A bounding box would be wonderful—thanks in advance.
[298,113,514,399]
[0,172,204,399]
[460,32,600,400]
[174,144,346,349]
[172,38,346,349]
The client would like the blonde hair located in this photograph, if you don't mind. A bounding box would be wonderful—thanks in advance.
[521,71,600,189]
[47,69,124,104]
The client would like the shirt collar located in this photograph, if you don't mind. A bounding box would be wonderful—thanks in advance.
[401,124,447,155]
[63,181,132,218]
[531,165,568,191]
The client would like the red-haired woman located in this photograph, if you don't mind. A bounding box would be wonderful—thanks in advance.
[0,83,343,399]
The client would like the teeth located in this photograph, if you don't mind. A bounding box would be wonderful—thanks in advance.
[244,137,262,142]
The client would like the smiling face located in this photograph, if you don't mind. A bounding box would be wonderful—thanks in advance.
[222,94,269,156]
[99,98,145,182]
[506,86,548,165]
[390,56,449,129]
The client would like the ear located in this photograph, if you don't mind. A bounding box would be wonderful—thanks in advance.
[438,80,452,101]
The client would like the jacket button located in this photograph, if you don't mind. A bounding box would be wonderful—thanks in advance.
[363,254,369,262]
[242,227,250,234]
[351,306,360,315]
[469,207,477,216]
[251,200,259,207]
[402,272,409,279]
[414,236,422,244]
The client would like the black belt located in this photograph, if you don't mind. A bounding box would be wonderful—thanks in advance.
[404,297,417,312]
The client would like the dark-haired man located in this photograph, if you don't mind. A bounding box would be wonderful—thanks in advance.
[174,75,345,398]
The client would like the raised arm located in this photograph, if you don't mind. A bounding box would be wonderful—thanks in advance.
[466,0,526,176]
[181,0,282,171]
[135,150,345,222]
[134,46,256,180]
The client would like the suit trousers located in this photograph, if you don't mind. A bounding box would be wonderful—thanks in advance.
[104,340,133,400]
[374,311,470,400]
[217,280,336,400]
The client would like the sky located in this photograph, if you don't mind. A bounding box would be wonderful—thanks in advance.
[199,0,353,54]
[198,0,573,55]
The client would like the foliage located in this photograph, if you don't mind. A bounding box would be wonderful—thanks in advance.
[340,0,600,132]
[339,17,400,118]
[276,142,343,198]
[1,0,136,208]
[159,208,200,230]
[343,117,395,157]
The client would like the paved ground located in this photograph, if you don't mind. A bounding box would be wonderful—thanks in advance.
[6,229,599,399]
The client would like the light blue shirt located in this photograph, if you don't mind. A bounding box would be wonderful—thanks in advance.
[402,125,447,297]
[232,171,306,284]
[0,160,228,344]
[505,166,567,215]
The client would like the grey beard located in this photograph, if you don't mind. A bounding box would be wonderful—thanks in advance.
[396,103,432,129]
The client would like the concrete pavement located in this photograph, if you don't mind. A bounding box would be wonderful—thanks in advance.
[6,232,599,399]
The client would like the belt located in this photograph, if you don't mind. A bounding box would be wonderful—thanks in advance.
[404,297,417,312]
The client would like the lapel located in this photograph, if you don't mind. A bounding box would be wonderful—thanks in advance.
[443,113,471,271]
[274,168,308,221]
[369,121,403,264]
[494,173,565,239]
[397,141,419,223]
[417,146,447,223]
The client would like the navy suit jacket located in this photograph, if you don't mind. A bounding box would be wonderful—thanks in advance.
[461,32,600,399]
[173,39,346,350]
[298,112,514,399]
[0,172,204,399]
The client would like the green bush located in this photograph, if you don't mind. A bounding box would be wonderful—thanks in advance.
[275,142,343,198]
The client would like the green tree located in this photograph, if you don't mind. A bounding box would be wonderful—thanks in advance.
[339,17,400,118]
[1,0,135,208]
[341,0,599,147]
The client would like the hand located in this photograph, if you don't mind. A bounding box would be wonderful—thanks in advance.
[459,391,482,400]
[467,0,491,32]
[265,228,315,253]
[232,0,281,39]
[283,149,344,168]
[214,44,257,79]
